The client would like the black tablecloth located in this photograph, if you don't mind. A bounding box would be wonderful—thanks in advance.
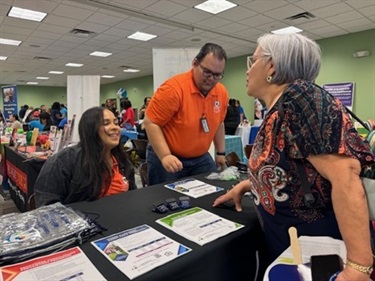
[4,145,45,212]
[69,174,268,281]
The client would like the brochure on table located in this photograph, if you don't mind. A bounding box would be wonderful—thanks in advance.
[263,236,346,281]
[156,207,244,246]
[0,247,106,281]
[91,224,191,280]
[164,178,224,198]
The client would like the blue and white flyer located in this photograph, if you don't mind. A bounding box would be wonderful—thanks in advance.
[164,178,224,198]
[156,207,244,246]
[91,224,191,280]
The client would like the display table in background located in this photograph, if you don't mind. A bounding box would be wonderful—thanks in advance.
[235,125,251,147]
[3,146,46,212]
[0,136,10,191]
[225,135,243,160]
[120,129,138,144]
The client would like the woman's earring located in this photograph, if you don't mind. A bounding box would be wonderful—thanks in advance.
[266,75,272,83]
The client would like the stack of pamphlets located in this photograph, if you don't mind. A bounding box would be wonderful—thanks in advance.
[0,203,91,265]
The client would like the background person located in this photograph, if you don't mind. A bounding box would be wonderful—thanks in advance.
[213,33,374,281]
[254,98,264,120]
[143,43,228,185]
[39,112,52,131]
[18,105,28,120]
[51,102,63,126]
[58,117,67,130]
[34,107,136,207]
[60,103,67,118]
[22,106,33,123]
[8,113,22,130]
[224,98,240,135]
[138,96,151,120]
[27,107,41,122]
[40,104,47,113]
[105,98,118,116]
[235,99,247,123]
[120,99,135,129]
[28,111,44,131]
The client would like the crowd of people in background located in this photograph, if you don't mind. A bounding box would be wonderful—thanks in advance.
[102,97,146,133]
[4,102,68,132]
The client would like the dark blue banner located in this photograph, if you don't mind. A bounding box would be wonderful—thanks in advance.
[2,85,18,121]
[323,82,354,109]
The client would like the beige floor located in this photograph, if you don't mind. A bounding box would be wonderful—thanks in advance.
[0,173,143,216]
[0,191,19,215]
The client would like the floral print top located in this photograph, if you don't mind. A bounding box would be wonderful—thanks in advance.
[249,79,374,259]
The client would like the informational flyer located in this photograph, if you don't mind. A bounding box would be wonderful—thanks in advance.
[0,247,106,281]
[156,207,244,246]
[164,178,224,198]
[91,224,191,280]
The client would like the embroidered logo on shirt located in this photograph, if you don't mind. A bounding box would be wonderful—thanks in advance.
[214,100,220,113]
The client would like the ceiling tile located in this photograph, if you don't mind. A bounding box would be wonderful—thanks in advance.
[0,0,373,87]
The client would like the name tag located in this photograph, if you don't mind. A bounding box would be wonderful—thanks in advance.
[201,117,210,133]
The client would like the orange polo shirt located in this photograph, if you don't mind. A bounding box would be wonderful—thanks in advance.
[146,70,228,158]
[102,156,129,196]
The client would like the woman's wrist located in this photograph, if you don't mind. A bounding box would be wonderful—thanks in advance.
[346,258,373,276]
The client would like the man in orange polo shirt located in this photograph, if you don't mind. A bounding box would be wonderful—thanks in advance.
[143,43,229,185]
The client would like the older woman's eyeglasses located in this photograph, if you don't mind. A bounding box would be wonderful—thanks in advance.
[198,64,224,80]
[247,55,271,69]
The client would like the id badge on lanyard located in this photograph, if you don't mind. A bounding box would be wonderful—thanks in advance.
[201,114,210,133]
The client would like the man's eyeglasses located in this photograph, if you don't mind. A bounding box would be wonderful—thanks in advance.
[247,55,271,69]
[198,64,224,80]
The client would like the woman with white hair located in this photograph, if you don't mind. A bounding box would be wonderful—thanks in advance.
[214,33,374,280]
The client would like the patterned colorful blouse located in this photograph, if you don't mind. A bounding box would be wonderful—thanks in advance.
[248,79,374,260]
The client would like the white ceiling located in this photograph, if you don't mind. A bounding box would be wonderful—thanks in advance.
[0,0,374,87]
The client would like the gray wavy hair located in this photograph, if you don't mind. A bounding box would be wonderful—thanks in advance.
[257,33,321,84]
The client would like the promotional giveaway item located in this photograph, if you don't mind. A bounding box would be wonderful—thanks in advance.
[0,203,98,265]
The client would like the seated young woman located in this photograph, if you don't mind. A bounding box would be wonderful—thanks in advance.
[28,112,52,131]
[34,106,136,207]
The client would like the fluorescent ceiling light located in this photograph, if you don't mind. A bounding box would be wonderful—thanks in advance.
[36,76,49,80]
[0,38,22,46]
[194,0,237,14]
[65,63,83,67]
[101,75,115,78]
[271,26,303,34]
[49,71,64,74]
[90,51,112,57]
[123,69,140,73]
[127,31,157,41]
[8,6,47,22]
[27,82,38,85]
[0,56,7,61]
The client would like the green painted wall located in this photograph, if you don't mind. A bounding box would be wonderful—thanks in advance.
[0,85,66,111]
[218,29,375,121]
[317,29,375,121]
[2,29,374,121]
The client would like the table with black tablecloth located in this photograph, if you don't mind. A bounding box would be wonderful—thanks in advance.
[69,174,268,281]
[3,145,46,212]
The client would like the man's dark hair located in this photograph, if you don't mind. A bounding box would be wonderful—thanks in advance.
[195,43,227,63]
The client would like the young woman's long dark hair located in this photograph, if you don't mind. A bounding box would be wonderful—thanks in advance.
[78,107,133,199]
[40,112,52,131]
